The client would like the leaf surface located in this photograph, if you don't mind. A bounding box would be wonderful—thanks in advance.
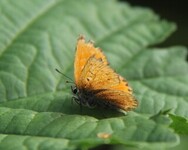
[0,0,187,149]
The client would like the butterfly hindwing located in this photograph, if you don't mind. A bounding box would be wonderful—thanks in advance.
[78,57,131,92]
[77,57,137,110]
[95,89,137,111]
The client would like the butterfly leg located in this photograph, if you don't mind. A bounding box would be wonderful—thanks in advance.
[72,96,83,113]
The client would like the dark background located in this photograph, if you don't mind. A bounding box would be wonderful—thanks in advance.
[121,0,188,48]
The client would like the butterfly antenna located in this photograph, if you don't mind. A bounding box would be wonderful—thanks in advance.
[55,68,74,83]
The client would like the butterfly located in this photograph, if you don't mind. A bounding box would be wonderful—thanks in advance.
[70,35,138,111]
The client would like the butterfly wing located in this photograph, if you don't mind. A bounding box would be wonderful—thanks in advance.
[78,57,138,111]
[95,89,137,111]
[74,35,108,85]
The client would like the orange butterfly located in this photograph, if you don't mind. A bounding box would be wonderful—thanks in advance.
[71,35,138,111]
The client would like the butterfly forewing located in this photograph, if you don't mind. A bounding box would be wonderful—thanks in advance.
[74,36,108,85]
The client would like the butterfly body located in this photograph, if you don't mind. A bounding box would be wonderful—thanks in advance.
[73,35,138,111]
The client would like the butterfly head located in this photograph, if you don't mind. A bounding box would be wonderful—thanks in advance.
[71,85,97,108]
[71,85,78,95]
[55,69,97,108]
[71,85,82,106]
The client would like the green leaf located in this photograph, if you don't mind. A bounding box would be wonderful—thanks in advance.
[0,0,187,149]
[0,134,73,150]
[170,114,188,135]
[0,107,178,150]
[129,47,188,118]
[170,135,188,150]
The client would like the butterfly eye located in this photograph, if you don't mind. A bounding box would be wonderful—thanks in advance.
[71,86,78,94]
